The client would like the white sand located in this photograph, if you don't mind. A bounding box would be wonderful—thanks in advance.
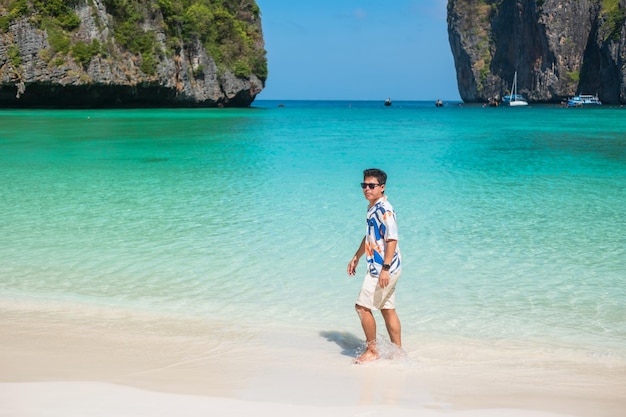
[2,381,584,417]
[1,307,625,417]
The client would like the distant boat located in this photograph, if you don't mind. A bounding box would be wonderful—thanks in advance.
[487,97,499,107]
[567,94,602,107]
[435,99,443,107]
[503,71,528,106]
[384,98,392,106]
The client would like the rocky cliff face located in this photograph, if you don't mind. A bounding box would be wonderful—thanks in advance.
[448,0,626,104]
[0,0,266,107]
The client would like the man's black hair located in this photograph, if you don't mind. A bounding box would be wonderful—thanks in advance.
[363,168,387,185]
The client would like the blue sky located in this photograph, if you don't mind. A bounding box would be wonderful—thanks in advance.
[255,0,461,101]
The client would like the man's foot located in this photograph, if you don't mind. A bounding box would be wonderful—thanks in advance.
[353,349,379,364]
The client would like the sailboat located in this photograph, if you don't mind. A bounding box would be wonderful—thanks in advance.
[504,71,528,106]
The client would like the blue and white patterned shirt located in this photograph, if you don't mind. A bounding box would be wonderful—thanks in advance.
[364,196,401,276]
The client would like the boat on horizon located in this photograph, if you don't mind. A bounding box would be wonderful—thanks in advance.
[567,94,602,107]
[502,71,528,106]
[384,98,392,106]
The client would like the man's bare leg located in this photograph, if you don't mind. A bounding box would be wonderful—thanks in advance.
[381,308,401,348]
[354,304,378,363]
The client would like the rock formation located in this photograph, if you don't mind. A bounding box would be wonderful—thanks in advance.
[448,0,626,104]
[0,0,266,107]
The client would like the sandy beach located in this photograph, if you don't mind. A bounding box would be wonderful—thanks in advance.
[2,307,624,417]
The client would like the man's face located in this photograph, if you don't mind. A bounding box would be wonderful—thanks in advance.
[362,176,385,203]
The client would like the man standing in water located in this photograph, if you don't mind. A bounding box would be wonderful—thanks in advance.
[347,168,402,363]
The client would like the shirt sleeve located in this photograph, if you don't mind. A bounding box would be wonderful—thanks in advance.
[382,203,398,241]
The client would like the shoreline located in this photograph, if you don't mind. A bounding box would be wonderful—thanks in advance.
[1,308,625,417]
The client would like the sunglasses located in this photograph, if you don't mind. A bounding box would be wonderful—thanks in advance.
[360,182,382,189]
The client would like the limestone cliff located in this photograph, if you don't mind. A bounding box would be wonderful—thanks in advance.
[448,0,626,104]
[0,0,266,107]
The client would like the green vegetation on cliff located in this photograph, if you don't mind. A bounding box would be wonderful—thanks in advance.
[34,0,81,30]
[0,0,25,32]
[103,0,267,80]
[0,0,81,32]
[0,0,267,81]
[456,0,495,92]
[600,0,625,41]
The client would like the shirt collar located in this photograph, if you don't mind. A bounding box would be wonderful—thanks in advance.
[368,195,387,209]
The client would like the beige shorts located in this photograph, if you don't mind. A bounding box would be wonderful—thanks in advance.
[355,270,401,310]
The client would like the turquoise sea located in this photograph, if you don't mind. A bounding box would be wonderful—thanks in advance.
[1,101,625,364]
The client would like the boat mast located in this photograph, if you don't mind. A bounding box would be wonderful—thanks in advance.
[511,72,517,102]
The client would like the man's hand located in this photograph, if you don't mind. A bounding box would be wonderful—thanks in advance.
[347,256,359,276]
[378,269,390,288]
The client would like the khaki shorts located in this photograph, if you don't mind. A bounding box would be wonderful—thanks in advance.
[355,270,401,310]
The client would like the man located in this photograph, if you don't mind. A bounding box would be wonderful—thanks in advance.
[347,168,402,363]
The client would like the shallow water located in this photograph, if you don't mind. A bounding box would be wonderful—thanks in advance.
[1,101,625,361]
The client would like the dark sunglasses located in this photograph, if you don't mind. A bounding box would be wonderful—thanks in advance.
[360,182,382,189]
